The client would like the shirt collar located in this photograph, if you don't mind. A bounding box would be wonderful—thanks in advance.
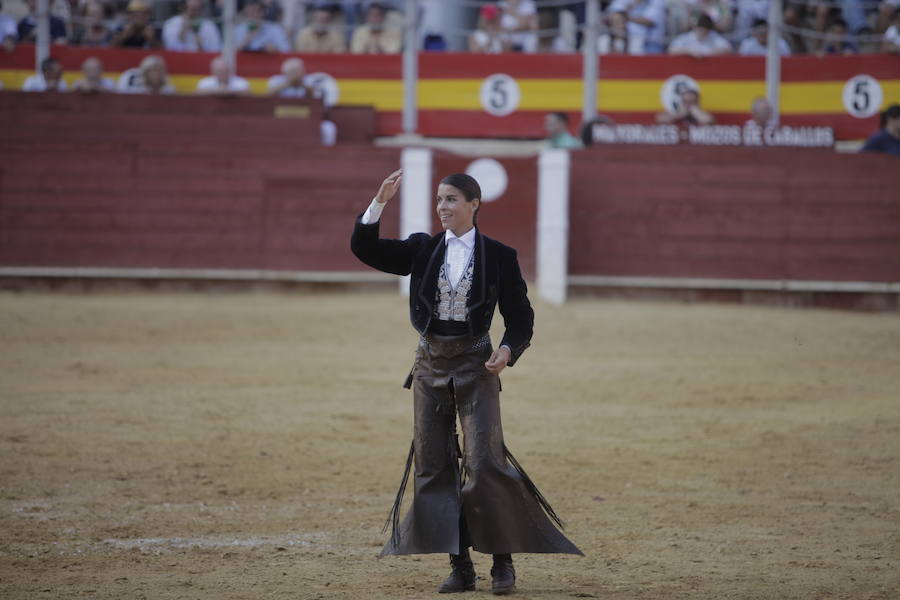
[444,227,476,249]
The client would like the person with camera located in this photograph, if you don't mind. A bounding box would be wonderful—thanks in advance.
[162,0,221,52]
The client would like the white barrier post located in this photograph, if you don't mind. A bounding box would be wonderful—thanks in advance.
[402,0,419,135]
[35,0,49,70]
[582,0,600,122]
[222,0,237,71]
[537,149,570,305]
[765,0,783,125]
[399,147,432,295]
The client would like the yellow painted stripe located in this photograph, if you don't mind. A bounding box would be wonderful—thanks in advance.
[3,68,898,115]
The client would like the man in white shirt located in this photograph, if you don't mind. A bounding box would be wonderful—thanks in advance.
[162,0,221,52]
[738,18,792,55]
[0,1,17,52]
[267,57,315,98]
[606,0,666,53]
[669,14,733,56]
[23,56,67,92]
[196,56,250,95]
[70,57,116,93]
[234,0,290,54]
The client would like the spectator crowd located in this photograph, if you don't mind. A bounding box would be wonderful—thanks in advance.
[1,0,899,57]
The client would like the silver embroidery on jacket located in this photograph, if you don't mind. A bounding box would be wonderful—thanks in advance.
[435,252,475,322]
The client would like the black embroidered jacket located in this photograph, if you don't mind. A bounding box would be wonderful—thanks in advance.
[351,216,533,366]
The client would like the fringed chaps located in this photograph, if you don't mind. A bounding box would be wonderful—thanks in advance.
[380,334,582,557]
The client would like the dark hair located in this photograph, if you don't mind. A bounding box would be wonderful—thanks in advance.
[40,56,60,72]
[751,18,768,29]
[550,111,569,125]
[439,173,481,225]
[696,14,715,30]
[579,115,614,146]
[881,104,900,128]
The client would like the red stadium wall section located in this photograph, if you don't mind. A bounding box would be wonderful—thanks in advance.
[569,145,900,283]
[0,92,400,272]
[2,45,898,140]
[432,152,537,280]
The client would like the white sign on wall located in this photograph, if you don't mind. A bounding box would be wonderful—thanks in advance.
[479,74,521,117]
[842,74,883,119]
[660,74,700,113]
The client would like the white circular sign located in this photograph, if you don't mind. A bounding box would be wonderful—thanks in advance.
[465,158,508,202]
[479,73,521,117]
[304,72,340,107]
[660,74,700,113]
[842,74,883,119]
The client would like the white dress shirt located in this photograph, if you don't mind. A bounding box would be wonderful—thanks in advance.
[361,198,511,357]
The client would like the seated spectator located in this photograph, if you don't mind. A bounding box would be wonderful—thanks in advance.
[880,7,900,52]
[162,0,221,52]
[597,10,643,54]
[861,104,900,157]
[783,0,813,53]
[606,0,666,54]
[699,0,734,33]
[111,0,160,49]
[669,0,733,36]
[267,57,315,97]
[545,112,583,149]
[745,96,774,129]
[131,54,175,94]
[70,57,114,92]
[196,56,250,95]
[733,0,769,43]
[469,4,509,53]
[878,0,900,32]
[23,56,66,92]
[350,2,401,54]
[18,0,67,44]
[294,7,346,52]
[235,0,290,53]
[500,0,538,52]
[655,89,715,125]
[819,17,857,54]
[669,14,733,56]
[738,18,792,55]
[70,0,112,47]
[1,1,17,52]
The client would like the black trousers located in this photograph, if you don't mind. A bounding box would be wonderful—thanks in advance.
[380,334,582,557]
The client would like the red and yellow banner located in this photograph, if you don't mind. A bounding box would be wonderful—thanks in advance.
[2,45,898,139]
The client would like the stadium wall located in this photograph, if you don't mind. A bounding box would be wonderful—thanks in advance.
[1,92,897,309]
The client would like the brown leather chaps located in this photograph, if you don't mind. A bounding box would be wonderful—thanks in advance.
[380,333,582,557]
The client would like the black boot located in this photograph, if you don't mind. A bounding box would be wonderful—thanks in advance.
[490,553,516,595]
[437,549,476,593]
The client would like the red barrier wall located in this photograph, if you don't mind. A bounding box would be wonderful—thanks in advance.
[569,146,900,283]
[0,92,399,272]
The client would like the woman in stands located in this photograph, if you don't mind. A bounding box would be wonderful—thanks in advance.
[351,170,582,595]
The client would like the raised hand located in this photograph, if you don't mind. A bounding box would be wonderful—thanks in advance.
[375,169,403,205]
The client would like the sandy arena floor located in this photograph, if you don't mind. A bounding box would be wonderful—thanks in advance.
[0,291,898,600]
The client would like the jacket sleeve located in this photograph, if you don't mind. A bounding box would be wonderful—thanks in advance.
[350,214,429,276]
[497,247,534,367]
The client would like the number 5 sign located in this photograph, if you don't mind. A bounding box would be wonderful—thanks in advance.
[479,74,521,117]
[842,75,883,119]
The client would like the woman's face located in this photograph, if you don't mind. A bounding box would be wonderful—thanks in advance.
[436,183,478,234]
